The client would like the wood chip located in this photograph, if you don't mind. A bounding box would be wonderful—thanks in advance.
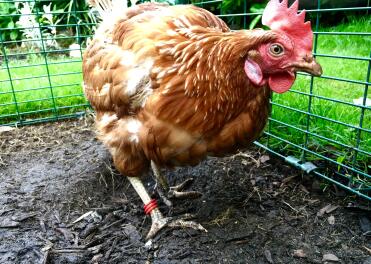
[0,219,20,228]
[293,249,306,258]
[317,204,339,217]
[55,227,74,242]
[281,175,297,185]
[72,211,93,224]
[322,253,340,262]
[363,246,371,254]
[264,249,274,264]
[11,212,37,222]
[299,184,309,194]
[0,126,15,133]
[40,219,47,233]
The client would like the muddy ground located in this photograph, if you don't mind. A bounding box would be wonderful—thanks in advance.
[0,117,370,264]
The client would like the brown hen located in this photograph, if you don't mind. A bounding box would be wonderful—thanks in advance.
[83,0,322,239]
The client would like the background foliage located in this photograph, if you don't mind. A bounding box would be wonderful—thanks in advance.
[0,0,96,47]
[0,1,21,43]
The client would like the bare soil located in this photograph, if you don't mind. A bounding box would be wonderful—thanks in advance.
[0,117,370,264]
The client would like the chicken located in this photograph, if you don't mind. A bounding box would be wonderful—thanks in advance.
[82,0,322,239]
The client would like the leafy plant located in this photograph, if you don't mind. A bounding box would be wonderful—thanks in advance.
[248,2,266,29]
[0,1,21,43]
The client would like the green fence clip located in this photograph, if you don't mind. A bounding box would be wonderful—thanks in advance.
[285,156,318,174]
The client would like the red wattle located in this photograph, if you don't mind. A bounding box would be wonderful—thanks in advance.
[268,71,296,93]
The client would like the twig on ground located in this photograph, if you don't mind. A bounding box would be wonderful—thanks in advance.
[281,200,299,213]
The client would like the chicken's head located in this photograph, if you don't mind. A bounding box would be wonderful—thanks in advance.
[244,0,322,93]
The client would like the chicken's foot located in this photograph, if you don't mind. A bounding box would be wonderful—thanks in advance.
[151,161,202,204]
[127,176,207,240]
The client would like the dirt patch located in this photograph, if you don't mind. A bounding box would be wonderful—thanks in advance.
[0,117,370,263]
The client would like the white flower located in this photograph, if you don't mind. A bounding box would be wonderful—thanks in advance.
[42,3,53,25]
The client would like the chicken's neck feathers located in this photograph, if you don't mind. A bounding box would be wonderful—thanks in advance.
[154,28,274,134]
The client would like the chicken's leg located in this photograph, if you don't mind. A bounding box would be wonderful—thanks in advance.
[127,176,207,240]
[151,161,202,204]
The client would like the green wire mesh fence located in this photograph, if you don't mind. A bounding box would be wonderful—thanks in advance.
[0,0,370,200]
[0,0,91,126]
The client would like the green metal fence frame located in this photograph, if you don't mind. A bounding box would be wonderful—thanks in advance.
[0,0,370,200]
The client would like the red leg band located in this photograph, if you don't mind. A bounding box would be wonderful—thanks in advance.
[144,199,158,215]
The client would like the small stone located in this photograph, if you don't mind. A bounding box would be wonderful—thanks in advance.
[322,253,340,262]
[327,215,335,225]
[293,249,306,258]
[91,254,103,263]
[144,239,153,250]
[260,155,270,163]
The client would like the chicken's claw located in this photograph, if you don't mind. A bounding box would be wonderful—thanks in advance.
[146,214,207,240]
[168,178,202,200]
[151,161,202,204]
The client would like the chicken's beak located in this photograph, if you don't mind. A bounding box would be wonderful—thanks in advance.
[290,56,323,77]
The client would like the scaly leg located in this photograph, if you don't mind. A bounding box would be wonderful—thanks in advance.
[127,176,207,240]
[151,161,202,203]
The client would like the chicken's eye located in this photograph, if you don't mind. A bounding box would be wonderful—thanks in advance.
[269,44,284,56]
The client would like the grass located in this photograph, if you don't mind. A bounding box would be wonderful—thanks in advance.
[0,16,370,182]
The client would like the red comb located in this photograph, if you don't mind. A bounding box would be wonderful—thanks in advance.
[262,0,313,54]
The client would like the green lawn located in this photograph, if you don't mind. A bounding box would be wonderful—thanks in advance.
[0,16,370,174]
[0,54,87,125]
